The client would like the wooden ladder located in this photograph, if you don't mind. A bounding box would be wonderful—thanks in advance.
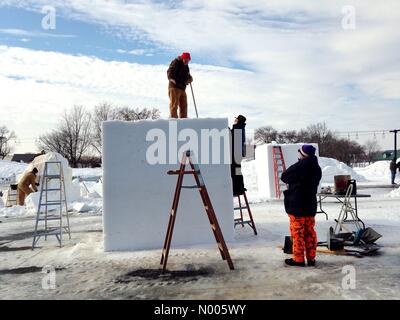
[160,150,234,273]
[234,191,257,235]
[272,146,287,199]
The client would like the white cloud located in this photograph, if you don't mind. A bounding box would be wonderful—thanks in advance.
[116,48,153,56]
[0,1,400,151]
[0,45,264,152]
[0,28,75,38]
[128,49,147,56]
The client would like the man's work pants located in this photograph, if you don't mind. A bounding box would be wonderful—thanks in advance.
[17,186,32,206]
[169,88,188,118]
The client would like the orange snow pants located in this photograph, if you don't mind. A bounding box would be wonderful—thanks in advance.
[289,214,317,263]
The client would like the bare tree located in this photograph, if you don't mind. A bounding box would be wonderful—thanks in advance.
[37,106,92,167]
[278,130,299,143]
[91,104,161,156]
[364,139,381,164]
[0,126,17,159]
[92,103,118,155]
[116,107,160,121]
[254,126,278,144]
[306,122,333,145]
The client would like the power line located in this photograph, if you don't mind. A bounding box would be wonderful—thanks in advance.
[336,130,389,133]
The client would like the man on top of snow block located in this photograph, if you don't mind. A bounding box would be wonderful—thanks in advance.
[281,144,322,267]
[167,52,193,118]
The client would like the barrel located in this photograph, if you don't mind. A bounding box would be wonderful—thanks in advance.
[334,175,351,195]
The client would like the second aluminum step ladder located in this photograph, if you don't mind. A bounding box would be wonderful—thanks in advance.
[32,161,71,249]
[272,146,287,199]
[160,150,234,272]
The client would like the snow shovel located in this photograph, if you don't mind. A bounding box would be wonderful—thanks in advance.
[189,83,199,118]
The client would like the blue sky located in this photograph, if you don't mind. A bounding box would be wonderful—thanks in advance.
[0,4,240,68]
[0,1,399,152]
[0,5,170,65]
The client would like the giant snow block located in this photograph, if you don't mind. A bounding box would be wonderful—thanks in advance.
[255,143,320,199]
[102,119,234,251]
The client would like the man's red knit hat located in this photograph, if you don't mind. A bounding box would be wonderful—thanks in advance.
[181,52,191,60]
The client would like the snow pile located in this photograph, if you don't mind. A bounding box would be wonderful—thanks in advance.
[0,159,27,183]
[80,181,103,198]
[318,157,367,184]
[241,159,262,203]
[72,168,103,181]
[386,187,400,198]
[0,205,29,218]
[73,202,91,213]
[0,154,102,217]
[355,160,399,183]
[20,153,81,211]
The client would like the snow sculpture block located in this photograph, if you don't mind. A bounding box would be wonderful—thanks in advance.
[22,152,81,211]
[255,143,320,199]
[102,119,234,251]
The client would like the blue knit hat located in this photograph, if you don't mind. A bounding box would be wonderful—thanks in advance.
[299,144,316,157]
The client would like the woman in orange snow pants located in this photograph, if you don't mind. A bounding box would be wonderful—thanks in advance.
[289,215,317,264]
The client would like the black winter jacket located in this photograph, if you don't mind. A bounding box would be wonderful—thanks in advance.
[281,155,322,217]
[231,122,246,162]
[167,57,192,90]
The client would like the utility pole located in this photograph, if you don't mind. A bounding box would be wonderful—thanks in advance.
[390,129,400,161]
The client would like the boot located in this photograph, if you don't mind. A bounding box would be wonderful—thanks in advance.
[307,260,316,267]
[284,258,305,267]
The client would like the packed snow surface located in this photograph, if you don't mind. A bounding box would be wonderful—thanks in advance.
[1,145,400,299]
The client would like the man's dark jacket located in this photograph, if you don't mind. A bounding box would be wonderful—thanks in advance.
[281,155,322,217]
[231,122,246,161]
[230,122,246,196]
[167,57,192,90]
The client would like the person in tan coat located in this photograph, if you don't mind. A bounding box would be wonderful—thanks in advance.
[17,168,39,205]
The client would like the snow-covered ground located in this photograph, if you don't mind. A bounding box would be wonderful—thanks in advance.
[1,191,399,299]
[1,157,400,299]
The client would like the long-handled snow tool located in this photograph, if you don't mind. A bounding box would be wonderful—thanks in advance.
[189,83,199,118]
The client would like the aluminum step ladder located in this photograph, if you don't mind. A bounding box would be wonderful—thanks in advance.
[234,191,257,235]
[272,146,287,199]
[160,150,234,272]
[32,161,71,249]
[334,184,363,235]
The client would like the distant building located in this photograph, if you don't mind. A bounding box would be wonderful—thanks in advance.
[375,150,400,161]
[11,151,45,164]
